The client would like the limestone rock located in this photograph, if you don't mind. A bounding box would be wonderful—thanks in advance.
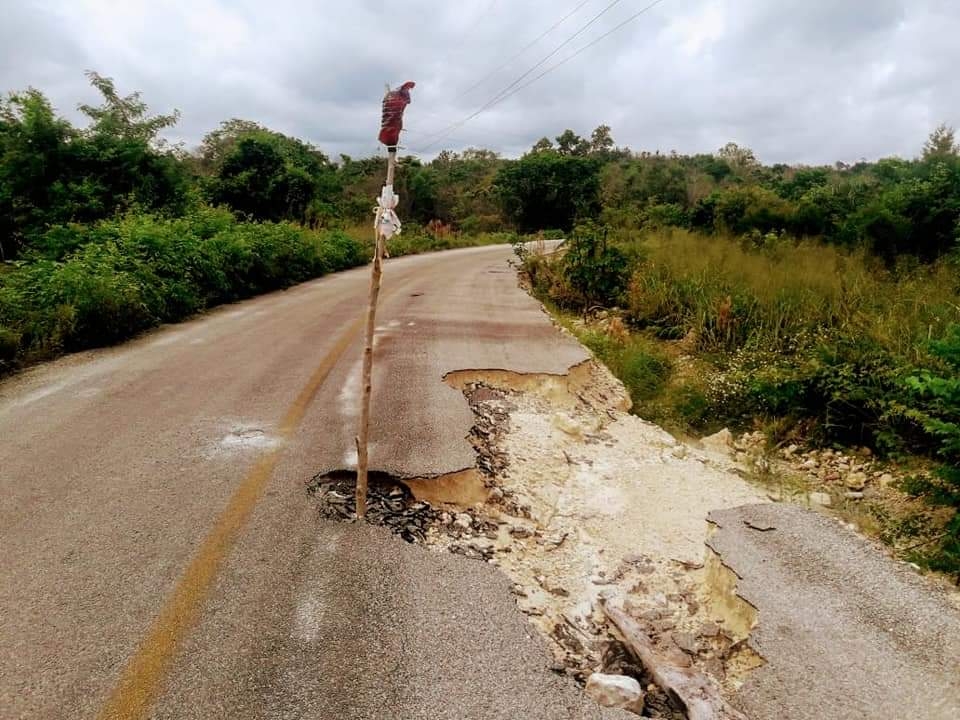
[585,673,645,714]
[845,472,868,491]
[701,428,733,454]
[809,491,832,507]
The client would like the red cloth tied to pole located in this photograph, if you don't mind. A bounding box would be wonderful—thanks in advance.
[378,81,415,148]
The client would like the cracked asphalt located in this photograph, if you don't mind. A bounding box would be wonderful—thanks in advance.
[0,245,623,720]
[708,504,960,720]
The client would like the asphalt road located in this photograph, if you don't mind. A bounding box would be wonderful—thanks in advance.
[0,245,623,720]
[709,504,960,720]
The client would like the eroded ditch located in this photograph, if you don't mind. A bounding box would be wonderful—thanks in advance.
[309,359,767,717]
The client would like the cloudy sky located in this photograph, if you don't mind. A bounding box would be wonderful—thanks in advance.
[2,0,958,164]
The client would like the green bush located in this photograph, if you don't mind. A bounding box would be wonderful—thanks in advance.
[0,207,365,371]
[559,223,632,308]
[579,328,672,406]
[903,326,960,575]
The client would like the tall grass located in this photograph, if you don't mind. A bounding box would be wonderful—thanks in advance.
[626,230,959,358]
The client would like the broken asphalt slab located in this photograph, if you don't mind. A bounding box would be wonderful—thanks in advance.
[707,503,960,720]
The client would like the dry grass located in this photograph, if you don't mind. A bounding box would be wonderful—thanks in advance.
[624,229,960,357]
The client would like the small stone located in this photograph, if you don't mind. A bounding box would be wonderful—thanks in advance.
[671,445,688,459]
[585,673,645,714]
[701,428,733,453]
[824,471,841,483]
[509,525,533,539]
[809,492,832,507]
[489,487,504,501]
[845,472,867,491]
[698,622,721,637]
[845,491,865,500]
[672,632,700,655]
[786,444,799,455]
[801,459,819,470]
[454,513,473,530]
[879,473,896,489]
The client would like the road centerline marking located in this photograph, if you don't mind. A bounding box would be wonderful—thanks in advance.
[96,317,363,720]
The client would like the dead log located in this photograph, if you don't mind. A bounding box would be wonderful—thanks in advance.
[602,601,749,720]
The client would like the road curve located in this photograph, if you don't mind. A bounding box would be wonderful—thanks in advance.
[0,245,623,719]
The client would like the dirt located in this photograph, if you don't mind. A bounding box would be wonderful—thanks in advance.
[419,359,770,706]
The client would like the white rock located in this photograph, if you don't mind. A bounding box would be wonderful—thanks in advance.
[845,472,867,491]
[454,513,473,530]
[809,492,832,507]
[585,673,645,714]
[701,428,733,453]
[671,445,688,459]
[801,459,819,470]
[879,473,896,489]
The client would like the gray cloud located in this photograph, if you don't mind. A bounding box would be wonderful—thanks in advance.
[0,0,956,164]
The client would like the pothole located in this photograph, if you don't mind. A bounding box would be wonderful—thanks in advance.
[308,471,438,543]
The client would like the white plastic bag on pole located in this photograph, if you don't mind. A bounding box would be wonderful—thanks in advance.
[374,183,402,239]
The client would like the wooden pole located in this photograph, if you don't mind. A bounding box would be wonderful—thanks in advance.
[356,148,397,519]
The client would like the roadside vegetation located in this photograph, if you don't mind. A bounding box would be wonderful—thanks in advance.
[517,216,959,577]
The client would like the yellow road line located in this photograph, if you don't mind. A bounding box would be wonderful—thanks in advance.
[96,317,363,720]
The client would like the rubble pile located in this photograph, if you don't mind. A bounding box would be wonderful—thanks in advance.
[309,474,438,544]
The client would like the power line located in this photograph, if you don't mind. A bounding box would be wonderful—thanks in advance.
[413,0,627,152]
[486,0,668,110]
[455,0,594,101]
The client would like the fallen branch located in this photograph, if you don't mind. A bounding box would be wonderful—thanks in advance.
[601,601,749,720]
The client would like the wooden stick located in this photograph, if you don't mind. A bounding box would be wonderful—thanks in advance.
[602,601,749,720]
[356,148,397,519]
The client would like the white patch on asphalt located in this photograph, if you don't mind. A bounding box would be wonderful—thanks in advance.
[291,595,326,643]
[220,428,278,449]
[342,447,358,468]
[151,332,183,347]
[8,380,71,409]
[337,359,362,418]
[201,422,280,458]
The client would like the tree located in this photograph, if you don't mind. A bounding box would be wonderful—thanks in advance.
[0,76,188,259]
[495,151,601,231]
[717,142,758,170]
[555,129,590,156]
[0,89,74,258]
[531,137,554,153]
[205,125,340,224]
[589,125,615,156]
[79,72,179,147]
[196,118,265,174]
[923,124,958,160]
